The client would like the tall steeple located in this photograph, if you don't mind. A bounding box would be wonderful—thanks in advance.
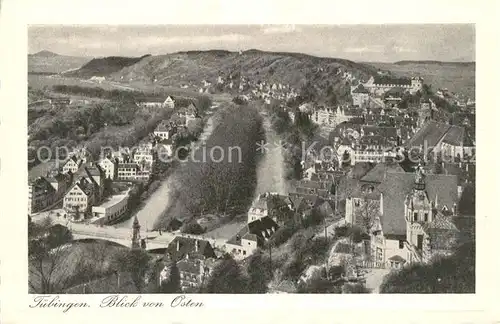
[414,164,426,191]
[131,216,141,249]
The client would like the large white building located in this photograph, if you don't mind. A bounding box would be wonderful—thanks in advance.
[91,190,130,223]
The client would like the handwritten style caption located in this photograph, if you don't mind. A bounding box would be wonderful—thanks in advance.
[30,295,204,313]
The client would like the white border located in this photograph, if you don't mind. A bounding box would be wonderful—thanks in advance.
[1,0,499,323]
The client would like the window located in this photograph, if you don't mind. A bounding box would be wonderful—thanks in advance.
[413,212,418,222]
[424,213,428,222]
[399,240,404,249]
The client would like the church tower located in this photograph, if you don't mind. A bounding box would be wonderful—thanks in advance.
[131,216,141,249]
[405,166,433,252]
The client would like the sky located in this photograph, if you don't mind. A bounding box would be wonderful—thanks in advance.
[28,24,475,62]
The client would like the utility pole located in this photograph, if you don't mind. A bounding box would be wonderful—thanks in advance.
[324,213,329,280]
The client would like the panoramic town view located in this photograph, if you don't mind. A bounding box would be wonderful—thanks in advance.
[28,25,475,294]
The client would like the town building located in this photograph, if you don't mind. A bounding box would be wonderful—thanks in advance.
[166,237,216,262]
[117,163,140,181]
[365,75,423,96]
[345,166,460,269]
[63,177,97,216]
[61,156,82,174]
[98,157,118,180]
[133,145,154,167]
[28,177,56,215]
[91,189,130,223]
[176,256,216,292]
[225,216,279,260]
[407,120,475,161]
[137,96,176,109]
[46,172,72,202]
[351,84,370,107]
[153,121,176,140]
[247,192,294,224]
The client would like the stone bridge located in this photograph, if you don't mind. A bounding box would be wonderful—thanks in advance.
[45,217,229,252]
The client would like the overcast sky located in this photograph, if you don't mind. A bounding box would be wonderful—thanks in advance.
[28,24,475,62]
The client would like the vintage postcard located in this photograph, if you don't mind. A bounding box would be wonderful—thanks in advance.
[1,0,498,323]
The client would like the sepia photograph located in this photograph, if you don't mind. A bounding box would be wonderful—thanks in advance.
[26,24,476,295]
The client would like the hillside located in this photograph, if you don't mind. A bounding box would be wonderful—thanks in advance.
[394,60,475,67]
[108,50,377,103]
[365,61,475,99]
[64,54,152,78]
[28,51,91,74]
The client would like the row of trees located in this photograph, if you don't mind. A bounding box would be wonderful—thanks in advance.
[156,103,266,227]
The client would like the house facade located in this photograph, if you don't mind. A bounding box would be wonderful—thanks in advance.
[61,156,81,174]
[28,177,56,215]
[117,163,140,181]
[63,178,96,216]
[98,157,117,180]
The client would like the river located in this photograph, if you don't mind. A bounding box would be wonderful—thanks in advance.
[117,111,218,230]
[254,115,288,196]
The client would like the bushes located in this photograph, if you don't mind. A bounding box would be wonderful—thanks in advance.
[267,222,300,248]
[180,221,206,235]
[380,241,475,293]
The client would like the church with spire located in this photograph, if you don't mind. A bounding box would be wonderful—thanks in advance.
[404,165,459,264]
[346,161,461,269]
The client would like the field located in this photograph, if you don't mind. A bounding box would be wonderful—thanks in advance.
[366,62,475,99]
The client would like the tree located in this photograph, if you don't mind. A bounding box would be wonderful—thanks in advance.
[28,220,76,293]
[353,197,380,234]
[112,249,151,293]
[380,241,475,293]
[73,205,81,221]
[204,254,246,293]
[246,250,273,293]
[342,282,370,293]
[159,262,181,293]
[180,220,205,235]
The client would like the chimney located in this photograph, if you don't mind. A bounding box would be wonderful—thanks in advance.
[452,203,457,216]
[176,239,180,251]
[195,239,198,252]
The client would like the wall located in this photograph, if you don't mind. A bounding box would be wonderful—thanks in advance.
[385,238,409,263]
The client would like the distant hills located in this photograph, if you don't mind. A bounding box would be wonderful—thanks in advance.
[28,50,92,74]
[106,49,377,103]
[63,54,152,78]
[29,50,60,58]
[394,60,475,67]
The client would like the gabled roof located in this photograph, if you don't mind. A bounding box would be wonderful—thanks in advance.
[377,172,458,236]
[407,120,451,148]
[360,162,405,184]
[177,258,202,274]
[388,255,406,263]
[441,125,465,146]
[167,236,216,261]
[422,211,459,251]
[70,178,94,197]
[30,176,56,193]
[352,84,369,94]
[247,216,279,246]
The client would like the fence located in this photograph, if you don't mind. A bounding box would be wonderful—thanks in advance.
[359,260,386,269]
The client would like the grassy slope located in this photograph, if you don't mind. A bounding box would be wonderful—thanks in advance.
[64,55,151,78]
[111,50,376,91]
[365,62,475,99]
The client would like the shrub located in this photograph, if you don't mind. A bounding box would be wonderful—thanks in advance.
[181,221,205,235]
